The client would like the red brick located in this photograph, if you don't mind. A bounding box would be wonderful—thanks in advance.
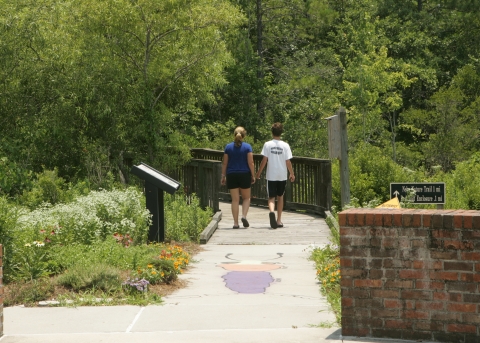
[448,303,477,313]
[412,212,422,227]
[384,280,413,289]
[473,215,480,229]
[385,319,413,329]
[365,212,375,226]
[342,269,365,277]
[423,213,432,228]
[443,240,473,250]
[383,237,397,248]
[433,292,448,301]
[340,258,352,267]
[356,212,366,226]
[415,301,445,311]
[463,214,473,229]
[453,211,465,228]
[461,252,480,260]
[444,261,474,271]
[384,299,403,308]
[403,310,429,319]
[459,273,480,282]
[463,313,480,324]
[476,263,480,272]
[415,281,444,290]
[354,279,382,288]
[342,297,354,307]
[430,251,458,260]
[447,324,477,333]
[347,212,356,226]
[402,213,413,227]
[429,271,458,281]
[384,213,393,227]
[449,293,463,302]
[370,308,399,318]
[340,278,353,287]
[338,212,347,226]
[372,290,400,298]
[399,270,426,279]
[413,260,424,269]
[393,212,402,227]
[432,261,443,269]
[400,290,432,300]
[374,212,383,226]
[432,229,459,239]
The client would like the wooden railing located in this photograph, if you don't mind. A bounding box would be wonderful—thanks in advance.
[174,148,331,217]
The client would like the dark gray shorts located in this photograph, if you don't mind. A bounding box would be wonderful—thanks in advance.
[267,180,286,198]
[226,172,251,189]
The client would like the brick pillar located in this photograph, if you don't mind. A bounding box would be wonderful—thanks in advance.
[0,244,3,337]
[339,208,480,343]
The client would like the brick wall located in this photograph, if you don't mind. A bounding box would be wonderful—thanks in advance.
[0,244,3,337]
[339,209,480,343]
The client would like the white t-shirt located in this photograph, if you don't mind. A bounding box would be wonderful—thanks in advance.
[261,139,293,181]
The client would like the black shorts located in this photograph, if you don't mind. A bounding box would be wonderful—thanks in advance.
[226,172,251,189]
[267,180,287,198]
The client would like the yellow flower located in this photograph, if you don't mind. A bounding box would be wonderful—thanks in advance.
[147,264,153,269]
[151,271,157,275]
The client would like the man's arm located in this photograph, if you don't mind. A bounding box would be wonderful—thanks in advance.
[286,159,295,182]
[256,156,268,179]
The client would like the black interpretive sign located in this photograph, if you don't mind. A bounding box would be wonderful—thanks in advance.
[390,182,445,204]
[131,163,181,242]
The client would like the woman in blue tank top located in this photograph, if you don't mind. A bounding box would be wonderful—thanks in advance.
[221,127,256,229]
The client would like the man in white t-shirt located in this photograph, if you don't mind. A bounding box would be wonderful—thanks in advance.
[255,122,295,229]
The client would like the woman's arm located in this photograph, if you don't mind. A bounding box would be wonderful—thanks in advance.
[221,154,228,185]
[247,152,255,184]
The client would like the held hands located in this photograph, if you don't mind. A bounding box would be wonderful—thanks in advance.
[221,175,226,186]
[251,175,256,184]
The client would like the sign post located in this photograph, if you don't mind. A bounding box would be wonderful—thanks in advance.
[131,163,181,242]
[390,182,445,208]
[326,107,350,208]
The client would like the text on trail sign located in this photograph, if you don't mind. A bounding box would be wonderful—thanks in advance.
[390,182,445,204]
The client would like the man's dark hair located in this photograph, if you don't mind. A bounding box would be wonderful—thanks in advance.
[271,122,283,136]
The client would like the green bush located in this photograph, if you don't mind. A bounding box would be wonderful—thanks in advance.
[19,168,67,209]
[17,187,151,246]
[445,153,480,210]
[4,278,54,307]
[165,192,212,242]
[56,263,122,292]
[0,156,33,199]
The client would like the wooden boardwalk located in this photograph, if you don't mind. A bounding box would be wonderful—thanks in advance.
[207,201,333,245]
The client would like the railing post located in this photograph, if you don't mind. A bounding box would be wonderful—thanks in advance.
[212,162,221,212]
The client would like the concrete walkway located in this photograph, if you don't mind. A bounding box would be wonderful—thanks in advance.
[1,202,431,343]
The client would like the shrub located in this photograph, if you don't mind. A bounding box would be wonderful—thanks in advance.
[16,187,151,247]
[19,168,68,209]
[56,263,122,292]
[4,278,54,307]
[165,192,212,242]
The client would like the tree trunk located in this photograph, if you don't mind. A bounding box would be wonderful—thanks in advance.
[256,0,265,123]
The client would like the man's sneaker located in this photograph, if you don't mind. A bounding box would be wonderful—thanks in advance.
[241,217,249,228]
[269,212,278,229]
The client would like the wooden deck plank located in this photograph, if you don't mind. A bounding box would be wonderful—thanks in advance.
[207,202,333,245]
